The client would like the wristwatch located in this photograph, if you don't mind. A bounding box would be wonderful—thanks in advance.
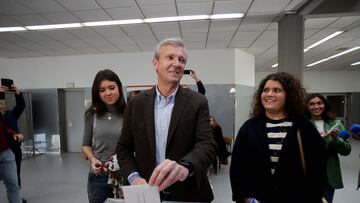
[178,160,194,177]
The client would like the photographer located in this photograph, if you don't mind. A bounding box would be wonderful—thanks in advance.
[0,83,26,203]
[189,69,206,95]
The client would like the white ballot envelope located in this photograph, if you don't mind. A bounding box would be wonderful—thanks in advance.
[122,185,161,203]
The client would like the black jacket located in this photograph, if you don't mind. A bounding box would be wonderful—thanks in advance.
[230,116,326,203]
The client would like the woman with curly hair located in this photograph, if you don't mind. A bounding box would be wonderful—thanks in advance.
[230,72,326,203]
[306,93,351,203]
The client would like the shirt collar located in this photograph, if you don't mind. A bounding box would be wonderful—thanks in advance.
[155,86,178,103]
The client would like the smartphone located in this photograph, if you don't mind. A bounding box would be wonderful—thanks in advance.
[1,78,14,91]
[0,92,5,100]
[184,69,191,74]
[328,122,340,133]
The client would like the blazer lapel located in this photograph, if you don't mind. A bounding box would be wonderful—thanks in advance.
[143,88,156,160]
[167,87,187,147]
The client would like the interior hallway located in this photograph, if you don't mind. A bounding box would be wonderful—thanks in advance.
[1,139,359,203]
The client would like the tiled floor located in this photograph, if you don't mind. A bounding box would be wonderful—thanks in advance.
[1,139,359,203]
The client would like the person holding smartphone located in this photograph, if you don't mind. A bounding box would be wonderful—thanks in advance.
[0,84,26,203]
[1,108,24,203]
[184,69,206,95]
[306,93,351,203]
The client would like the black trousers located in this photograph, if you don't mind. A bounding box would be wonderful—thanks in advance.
[10,145,22,188]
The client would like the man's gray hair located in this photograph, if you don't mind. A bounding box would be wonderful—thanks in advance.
[154,38,187,59]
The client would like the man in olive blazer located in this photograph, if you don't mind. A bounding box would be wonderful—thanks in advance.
[116,38,216,202]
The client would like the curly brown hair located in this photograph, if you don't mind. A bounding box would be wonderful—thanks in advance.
[251,72,307,118]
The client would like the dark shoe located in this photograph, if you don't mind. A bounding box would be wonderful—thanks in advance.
[22,198,27,203]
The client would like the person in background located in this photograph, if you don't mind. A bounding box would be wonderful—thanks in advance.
[0,115,24,203]
[230,72,326,203]
[189,69,206,95]
[210,116,231,166]
[82,69,126,203]
[306,93,351,203]
[0,84,26,203]
[116,38,216,202]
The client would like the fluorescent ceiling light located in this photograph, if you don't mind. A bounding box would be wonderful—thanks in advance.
[144,15,209,23]
[83,19,144,26]
[307,58,330,67]
[351,61,360,66]
[272,63,278,68]
[307,46,360,67]
[26,23,83,30]
[328,46,360,59]
[274,31,344,67]
[0,27,26,32]
[304,31,343,52]
[210,13,244,19]
[0,13,244,32]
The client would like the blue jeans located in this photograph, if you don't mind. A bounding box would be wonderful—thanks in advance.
[0,149,21,203]
[87,172,113,203]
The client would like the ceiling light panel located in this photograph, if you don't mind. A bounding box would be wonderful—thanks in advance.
[0,27,26,32]
[26,23,83,30]
[177,2,213,16]
[140,4,177,18]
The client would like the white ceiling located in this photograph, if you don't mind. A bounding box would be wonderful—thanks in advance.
[0,0,359,72]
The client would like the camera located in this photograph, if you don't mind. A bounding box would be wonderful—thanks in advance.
[1,78,14,92]
[183,70,191,74]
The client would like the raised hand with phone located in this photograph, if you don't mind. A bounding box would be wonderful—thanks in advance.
[185,69,206,95]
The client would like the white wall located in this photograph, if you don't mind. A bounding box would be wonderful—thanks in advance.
[256,71,360,93]
[235,49,255,86]
[0,49,237,89]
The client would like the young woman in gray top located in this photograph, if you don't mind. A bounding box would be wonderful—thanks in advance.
[82,69,126,203]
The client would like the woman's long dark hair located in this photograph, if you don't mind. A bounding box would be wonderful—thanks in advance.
[85,69,126,118]
[305,93,335,121]
[251,72,306,119]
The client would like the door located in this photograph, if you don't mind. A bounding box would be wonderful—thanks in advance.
[64,89,85,152]
[324,94,347,127]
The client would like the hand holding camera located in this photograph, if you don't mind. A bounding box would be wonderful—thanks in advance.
[1,78,19,94]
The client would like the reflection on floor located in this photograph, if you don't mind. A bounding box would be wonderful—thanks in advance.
[1,139,359,203]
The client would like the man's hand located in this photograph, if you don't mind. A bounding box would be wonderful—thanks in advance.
[131,177,147,185]
[148,159,189,191]
[13,133,24,141]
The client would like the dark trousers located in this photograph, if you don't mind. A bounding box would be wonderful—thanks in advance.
[87,172,113,203]
[323,178,335,203]
[10,145,22,188]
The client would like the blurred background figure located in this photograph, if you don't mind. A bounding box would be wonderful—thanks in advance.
[1,115,24,203]
[210,116,231,170]
[189,69,206,95]
[306,93,351,203]
[0,83,26,203]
